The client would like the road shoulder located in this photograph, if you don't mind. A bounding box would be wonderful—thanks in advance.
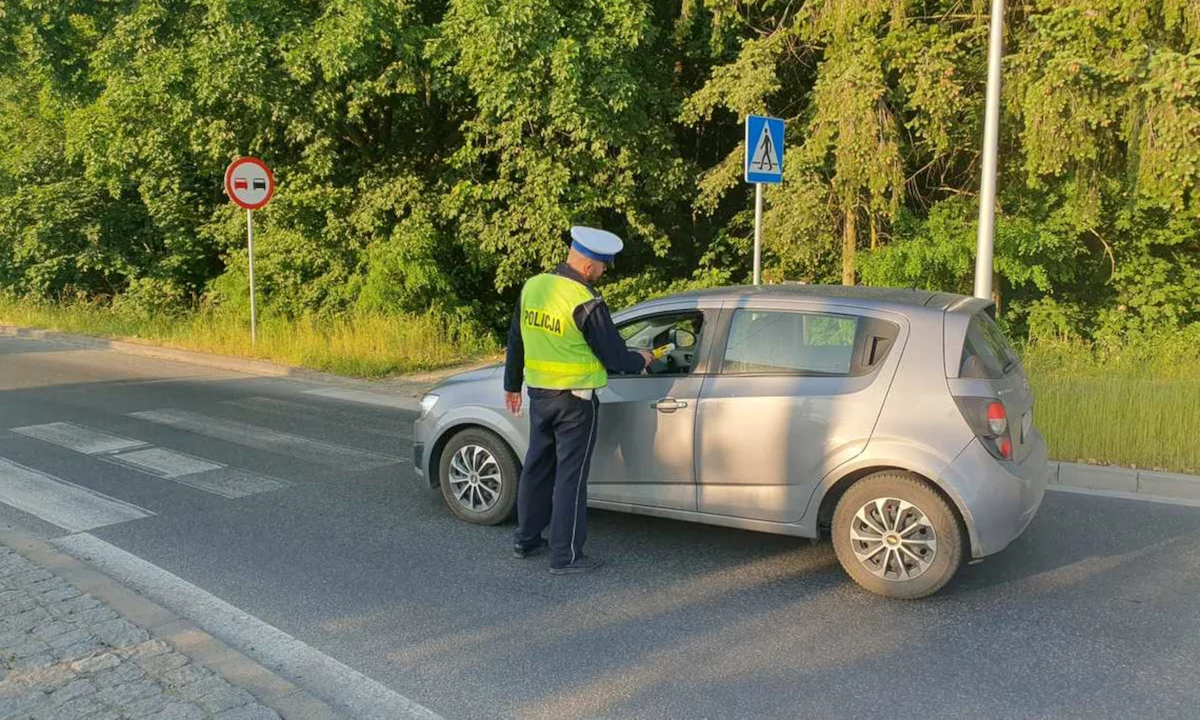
[0,324,498,412]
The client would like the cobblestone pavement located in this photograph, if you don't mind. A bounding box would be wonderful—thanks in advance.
[0,546,281,720]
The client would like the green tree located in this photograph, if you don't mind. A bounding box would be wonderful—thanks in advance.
[0,0,1195,346]
[433,0,695,297]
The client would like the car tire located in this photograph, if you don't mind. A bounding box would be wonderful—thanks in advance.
[832,471,964,600]
[438,428,519,525]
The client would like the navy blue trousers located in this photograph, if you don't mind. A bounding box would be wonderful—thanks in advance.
[515,388,600,567]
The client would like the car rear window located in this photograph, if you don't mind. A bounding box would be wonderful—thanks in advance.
[722,310,858,375]
[960,312,1020,379]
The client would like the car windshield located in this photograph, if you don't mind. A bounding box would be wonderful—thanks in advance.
[619,319,653,346]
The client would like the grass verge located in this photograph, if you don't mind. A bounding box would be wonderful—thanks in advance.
[1023,339,1199,474]
[0,297,500,378]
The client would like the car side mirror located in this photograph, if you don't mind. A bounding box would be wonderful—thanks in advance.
[669,328,697,350]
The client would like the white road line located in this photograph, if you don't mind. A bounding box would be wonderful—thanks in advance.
[111,447,223,478]
[302,387,420,412]
[104,448,290,499]
[170,468,290,499]
[54,533,443,720]
[0,457,152,532]
[223,397,411,440]
[11,422,147,455]
[129,409,404,471]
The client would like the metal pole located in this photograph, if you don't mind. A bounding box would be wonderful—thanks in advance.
[247,209,257,345]
[974,0,1004,300]
[753,183,764,285]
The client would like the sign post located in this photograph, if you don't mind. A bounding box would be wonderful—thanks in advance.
[246,209,257,344]
[744,115,785,285]
[224,157,275,344]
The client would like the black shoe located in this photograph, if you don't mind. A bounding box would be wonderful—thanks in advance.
[549,556,603,575]
[512,538,548,559]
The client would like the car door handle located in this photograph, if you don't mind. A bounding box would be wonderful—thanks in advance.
[651,398,688,413]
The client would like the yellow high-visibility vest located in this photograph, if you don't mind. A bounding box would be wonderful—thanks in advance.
[519,274,607,390]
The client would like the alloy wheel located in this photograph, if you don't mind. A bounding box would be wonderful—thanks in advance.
[849,497,938,582]
[447,444,503,513]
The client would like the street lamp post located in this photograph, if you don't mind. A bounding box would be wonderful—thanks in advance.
[974,0,1005,301]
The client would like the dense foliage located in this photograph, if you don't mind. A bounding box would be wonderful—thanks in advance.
[1,0,1196,342]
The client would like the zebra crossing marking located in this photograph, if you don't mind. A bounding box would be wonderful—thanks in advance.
[0,456,153,532]
[7,422,292,502]
[11,422,147,455]
[222,396,411,440]
[130,408,403,470]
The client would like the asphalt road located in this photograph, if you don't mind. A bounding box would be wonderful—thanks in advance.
[2,335,1198,719]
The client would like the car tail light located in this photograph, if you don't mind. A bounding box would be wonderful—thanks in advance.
[955,397,1014,461]
[986,401,1008,435]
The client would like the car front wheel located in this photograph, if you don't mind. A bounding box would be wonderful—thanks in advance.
[832,471,964,599]
[438,428,519,525]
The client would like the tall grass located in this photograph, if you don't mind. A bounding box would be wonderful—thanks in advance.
[1023,338,1200,474]
[0,296,499,378]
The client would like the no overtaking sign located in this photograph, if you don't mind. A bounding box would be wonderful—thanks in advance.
[224,157,275,344]
[225,157,275,210]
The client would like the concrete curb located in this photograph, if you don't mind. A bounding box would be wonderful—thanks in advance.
[1047,461,1200,504]
[0,528,348,719]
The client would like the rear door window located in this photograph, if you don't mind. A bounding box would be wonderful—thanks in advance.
[721,310,858,375]
[960,312,1020,379]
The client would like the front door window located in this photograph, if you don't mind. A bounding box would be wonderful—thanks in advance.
[618,313,704,376]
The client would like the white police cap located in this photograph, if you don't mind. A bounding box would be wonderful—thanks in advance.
[569,226,624,265]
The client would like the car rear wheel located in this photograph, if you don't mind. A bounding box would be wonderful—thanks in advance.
[438,428,519,525]
[832,471,964,599]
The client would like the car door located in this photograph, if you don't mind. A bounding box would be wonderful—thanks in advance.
[588,304,717,511]
[695,302,904,523]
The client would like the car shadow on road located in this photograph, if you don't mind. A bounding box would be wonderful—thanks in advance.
[951,489,1200,594]
[501,492,1200,719]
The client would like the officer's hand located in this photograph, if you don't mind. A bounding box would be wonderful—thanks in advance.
[505,391,523,417]
[637,350,654,368]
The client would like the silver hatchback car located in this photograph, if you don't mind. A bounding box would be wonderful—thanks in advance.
[413,285,1048,598]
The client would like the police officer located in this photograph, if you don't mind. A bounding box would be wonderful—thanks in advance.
[504,227,653,575]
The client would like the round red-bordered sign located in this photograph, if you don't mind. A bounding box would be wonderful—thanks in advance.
[224,157,275,211]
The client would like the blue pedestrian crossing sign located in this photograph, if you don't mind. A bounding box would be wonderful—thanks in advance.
[745,115,785,184]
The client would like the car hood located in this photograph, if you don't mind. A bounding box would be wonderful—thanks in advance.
[432,364,503,390]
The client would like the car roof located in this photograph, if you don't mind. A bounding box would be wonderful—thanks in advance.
[631,284,975,315]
